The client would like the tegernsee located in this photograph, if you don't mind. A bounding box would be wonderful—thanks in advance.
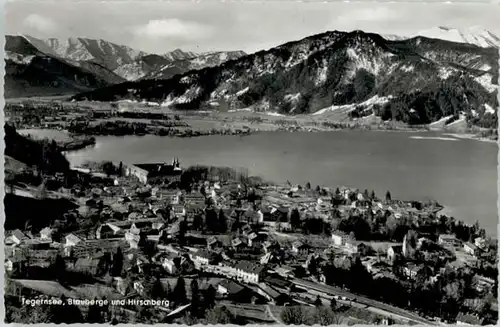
[22,297,63,307]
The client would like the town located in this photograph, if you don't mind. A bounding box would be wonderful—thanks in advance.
[4,124,497,325]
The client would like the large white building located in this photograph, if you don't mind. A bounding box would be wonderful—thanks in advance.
[233,260,266,284]
[331,231,352,246]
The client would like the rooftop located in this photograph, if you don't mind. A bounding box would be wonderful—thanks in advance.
[219,279,246,294]
[195,250,215,260]
[11,229,29,241]
[133,162,182,177]
[234,260,265,275]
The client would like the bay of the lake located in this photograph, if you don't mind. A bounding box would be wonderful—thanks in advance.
[63,130,498,234]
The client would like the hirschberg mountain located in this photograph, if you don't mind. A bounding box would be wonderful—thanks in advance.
[4,35,247,97]
[72,30,498,127]
[142,51,248,80]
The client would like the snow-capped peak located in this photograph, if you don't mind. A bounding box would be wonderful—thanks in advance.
[383,34,409,41]
[413,26,500,49]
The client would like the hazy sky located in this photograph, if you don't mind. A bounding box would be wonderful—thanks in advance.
[5,1,500,54]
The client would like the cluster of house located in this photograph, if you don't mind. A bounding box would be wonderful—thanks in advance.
[257,185,442,231]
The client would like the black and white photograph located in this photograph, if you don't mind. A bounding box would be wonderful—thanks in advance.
[3,0,499,325]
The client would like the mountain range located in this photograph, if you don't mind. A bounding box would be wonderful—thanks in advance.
[415,26,500,49]
[4,35,246,97]
[71,29,498,127]
[4,27,499,127]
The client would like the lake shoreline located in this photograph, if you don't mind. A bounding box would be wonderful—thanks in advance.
[62,129,497,234]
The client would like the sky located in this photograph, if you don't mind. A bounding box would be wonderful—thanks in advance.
[5,1,500,54]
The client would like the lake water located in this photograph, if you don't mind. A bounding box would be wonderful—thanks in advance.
[63,131,498,234]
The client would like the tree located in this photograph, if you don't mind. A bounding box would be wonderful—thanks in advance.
[305,182,311,190]
[205,208,218,233]
[191,279,201,316]
[102,161,116,177]
[86,298,103,323]
[353,69,376,101]
[118,161,124,176]
[205,306,234,324]
[51,254,66,282]
[6,302,54,323]
[281,306,310,325]
[151,278,166,299]
[111,247,123,277]
[203,284,217,309]
[247,188,257,203]
[314,295,323,307]
[35,178,49,200]
[172,277,187,305]
[192,214,204,231]
[218,209,228,233]
[314,306,343,325]
[385,191,392,202]
[370,190,376,200]
[330,297,337,311]
[53,295,84,323]
[308,256,318,276]
[290,208,301,231]
[178,220,188,245]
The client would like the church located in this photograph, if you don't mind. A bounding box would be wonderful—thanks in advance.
[125,158,182,185]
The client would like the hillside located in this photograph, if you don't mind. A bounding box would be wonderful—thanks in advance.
[143,50,247,80]
[4,35,121,98]
[10,35,247,82]
[4,124,70,173]
[71,30,498,126]
[25,35,147,71]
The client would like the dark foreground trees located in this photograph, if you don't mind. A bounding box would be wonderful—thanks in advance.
[280,305,343,325]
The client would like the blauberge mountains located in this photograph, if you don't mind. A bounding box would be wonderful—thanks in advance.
[5,35,246,97]
[4,29,499,127]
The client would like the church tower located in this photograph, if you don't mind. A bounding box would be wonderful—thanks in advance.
[402,234,408,257]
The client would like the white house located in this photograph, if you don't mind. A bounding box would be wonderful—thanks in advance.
[331,231,352,246]
[39,227,54,241]
[172,205,186,218]
[234,260,265,284]
[159,253,179,274]
[133,281,146,296]
[257,210,264,224]
[191,250,213,266]
[387,245,403,263]
[65,234,83,247]
[247,232,258,247]
[438,234,459,247]
[5,259,15,272]
[11,230,29,245]
[474,237,486,249]
[291,241,310,255]
[463,242,478,256]
[126,232,140,249]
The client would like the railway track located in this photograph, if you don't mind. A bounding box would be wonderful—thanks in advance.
[291,278,437,325]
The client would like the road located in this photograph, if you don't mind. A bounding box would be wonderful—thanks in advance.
[291,278,437,325]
